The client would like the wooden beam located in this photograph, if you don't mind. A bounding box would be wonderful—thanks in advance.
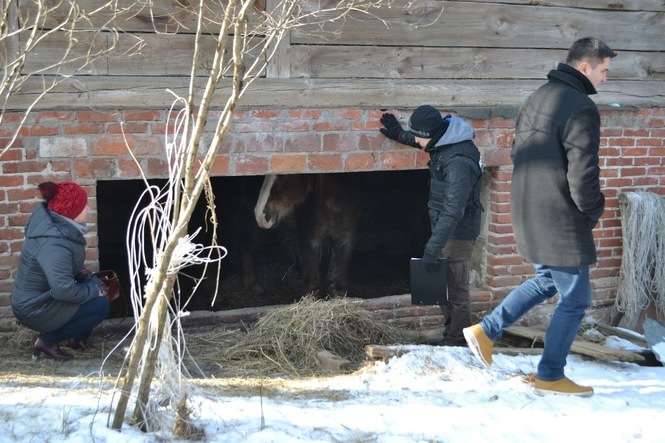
[452,0,665,12]
[289,46,665,81]
[6,77,665,110]
[265,0,291,79]
[19,0,266,33]
[20,30,109,75]
[504,326,646,363]
[294,1,665,51]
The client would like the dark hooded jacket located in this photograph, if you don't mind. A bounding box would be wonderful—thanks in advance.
[423,115,483,260]
[11,204,101,333]
[511,63,605,266]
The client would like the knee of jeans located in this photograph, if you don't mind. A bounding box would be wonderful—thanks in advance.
[94,296,111,319]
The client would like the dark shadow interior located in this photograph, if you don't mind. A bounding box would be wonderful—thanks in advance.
[98,170,430,318]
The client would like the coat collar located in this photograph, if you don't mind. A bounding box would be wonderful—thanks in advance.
[547,63,597,96]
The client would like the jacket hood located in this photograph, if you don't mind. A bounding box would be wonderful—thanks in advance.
[433,115,474,148]
[25,204,85,245]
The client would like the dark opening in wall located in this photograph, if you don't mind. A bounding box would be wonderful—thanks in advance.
[97,170,430,318]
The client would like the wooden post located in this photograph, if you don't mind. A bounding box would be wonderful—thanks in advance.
[265,0,290,79]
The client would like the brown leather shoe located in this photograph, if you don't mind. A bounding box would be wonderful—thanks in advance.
[33,337,73,361]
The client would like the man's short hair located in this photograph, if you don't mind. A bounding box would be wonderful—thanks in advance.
[566,37,617,66]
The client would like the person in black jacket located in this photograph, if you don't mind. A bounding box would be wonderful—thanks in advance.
[11,181,110,361]
[463,37,616,396]
[380,106,482,345]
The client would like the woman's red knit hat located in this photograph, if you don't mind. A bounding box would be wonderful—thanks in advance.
[38,181,88,220]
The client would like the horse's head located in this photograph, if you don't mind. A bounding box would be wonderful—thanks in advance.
[254,174,312,229]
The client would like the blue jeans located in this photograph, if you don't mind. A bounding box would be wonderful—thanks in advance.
[480,264,591,381]
[42,297,110,344]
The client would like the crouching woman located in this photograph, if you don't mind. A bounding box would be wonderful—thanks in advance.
[11,181,109,361]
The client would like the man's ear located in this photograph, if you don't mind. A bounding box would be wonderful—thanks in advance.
[575,60,591,76]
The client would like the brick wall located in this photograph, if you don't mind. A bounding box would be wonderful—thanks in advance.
[1,107,664,313]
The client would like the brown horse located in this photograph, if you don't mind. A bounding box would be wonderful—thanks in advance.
[254,173,361,297]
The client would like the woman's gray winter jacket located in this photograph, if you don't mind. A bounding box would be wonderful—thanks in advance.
[11,204,101,333]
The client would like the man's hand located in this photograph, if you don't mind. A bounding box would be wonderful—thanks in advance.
[380,113,418,148]
[379,113,403,141]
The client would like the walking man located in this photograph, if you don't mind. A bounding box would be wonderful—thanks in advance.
[463,37,616,396]
[379,105,483,345]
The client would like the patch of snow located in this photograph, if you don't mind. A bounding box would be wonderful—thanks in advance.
[1,346,664,442]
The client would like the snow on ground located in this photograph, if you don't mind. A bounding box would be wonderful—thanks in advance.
[0,346,663,443]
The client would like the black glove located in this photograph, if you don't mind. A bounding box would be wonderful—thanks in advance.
[422,254,440,274]
[380,113,418,148]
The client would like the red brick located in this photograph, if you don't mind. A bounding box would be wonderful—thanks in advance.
[334,109,362,120]
[623,129,649,137]
[608,138,635,147]
[251,110,281,119]
[322,133,357,151]
[20,125,59,137]
[648,118,665,128]
[0,176,23,187]
[307,153,342,172]
[26,174,71,185]
[64,123,103,135]
[647,166,665,175]
[235,155,270,175]
[313,121,350,132]
[494,131,514,149]
[600,169,618,178]
[0,255,18,267]
[636,138,662,147]
[620,167,646,177]
[591,268,619,278]
[2,161,47,174]
[605,157,633,166]
[78,111,117,122]
[490,202,511,213]
[91,135,162,156]
[650,129,665,137]
[622,147,647,156]
[0,149,22,161]
[415,150,429,168]
[0,228,23,240]
[0,203,19,214]
[380,150,416,170]
[50,160,72,172]
[601,218,621,228]
[489,223,513,234]
[508,265,534,275]
[122,110,162,121]
[487,255,523,266]
[73,159,115,178]
[648,148,665,156]
[8,214,29,226]
[635,157,660,166]
[270,154,306,173]
[483,148,511,167]
[358,134,385,151]
[488,275,524,287]
[598,238,622,248]
[632,177,659,186]
[352,119,382,131]
[107,123,149,134]
[37,111,75,122]
[488,234,515,245]
[274,120,310,132]
[601,128,622,137]
[493,169,513,181]
[474,130,492,148]
[288,110,321,119]
[344,152,377,171]
[147,158,168,176]
[210,155,230,176]
[599,147,620,156]
[283,133,320,152]
[2,112,24,123]
[494,192,511,203]
[471,119,488,129]
[488,117,514,129]
[605,178,632,187]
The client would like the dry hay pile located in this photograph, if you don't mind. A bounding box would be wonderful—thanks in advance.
[201,296,404,376]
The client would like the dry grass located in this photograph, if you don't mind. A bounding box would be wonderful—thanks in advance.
[193,296,404,376]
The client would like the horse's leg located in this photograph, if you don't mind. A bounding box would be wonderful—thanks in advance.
[297,205,323,297]
[329,230,354,298]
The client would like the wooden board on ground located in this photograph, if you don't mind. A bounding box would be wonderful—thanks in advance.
[505,325,645,363]
[595,323,648,347]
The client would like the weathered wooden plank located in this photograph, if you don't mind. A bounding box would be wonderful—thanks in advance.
[290,46,665,81]
[456,0,665,12]
[18,0,266,33]
[109,33,265,76]
[6,77,665,109]
[365,344,543,362]
[505,325,646,362]
[20,30,109,75]
[294,1,665,51]
[265,0,291,79]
